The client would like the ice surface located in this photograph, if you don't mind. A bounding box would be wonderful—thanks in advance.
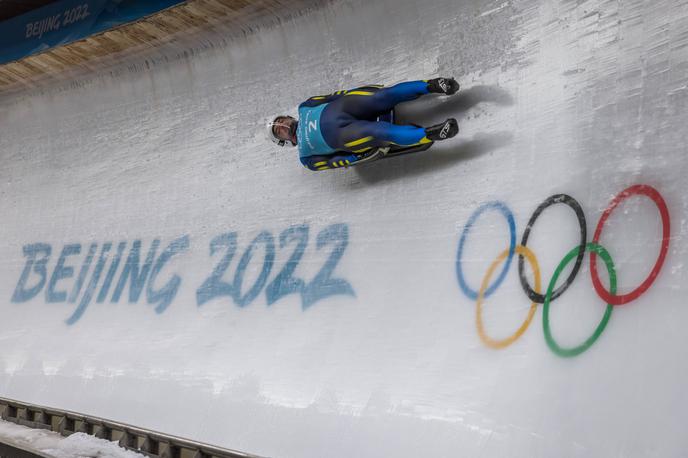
[0,0,687,457]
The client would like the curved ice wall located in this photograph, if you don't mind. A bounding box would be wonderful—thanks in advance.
[0,0,687,456]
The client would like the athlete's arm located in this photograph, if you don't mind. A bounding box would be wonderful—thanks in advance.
[300,153,361,171]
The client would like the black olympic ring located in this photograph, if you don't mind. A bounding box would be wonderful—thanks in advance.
[517,194,587,304]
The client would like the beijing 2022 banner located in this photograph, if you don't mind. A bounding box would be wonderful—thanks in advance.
[0,0,186,65]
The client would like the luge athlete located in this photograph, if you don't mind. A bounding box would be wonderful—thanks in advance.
[267,77,460,171]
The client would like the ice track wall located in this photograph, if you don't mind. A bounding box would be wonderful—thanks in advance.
[1,0,687,456]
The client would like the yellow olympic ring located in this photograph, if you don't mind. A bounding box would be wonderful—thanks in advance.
[476,245,541,349]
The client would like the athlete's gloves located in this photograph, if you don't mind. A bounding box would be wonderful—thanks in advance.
[427,77,460,95]
[425,118,459,141]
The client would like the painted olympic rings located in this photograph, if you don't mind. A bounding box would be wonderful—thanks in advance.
[543,243,615,358]
[456,201,516,300]
[590,184,670,305]
[457,184,671,357]
[518,194,586,303]
[477,245,540,349]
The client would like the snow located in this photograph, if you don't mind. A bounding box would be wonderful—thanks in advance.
[0,420,144,458]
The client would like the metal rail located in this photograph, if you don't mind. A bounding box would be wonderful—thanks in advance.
[0,439,53,458]
[0,397,261,458]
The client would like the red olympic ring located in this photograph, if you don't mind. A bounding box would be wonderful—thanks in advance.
[590,184,671,305]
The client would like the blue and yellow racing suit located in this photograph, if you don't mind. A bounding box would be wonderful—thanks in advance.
[297,80,433,171]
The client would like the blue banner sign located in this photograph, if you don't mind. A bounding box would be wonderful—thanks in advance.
[0,0,186,65]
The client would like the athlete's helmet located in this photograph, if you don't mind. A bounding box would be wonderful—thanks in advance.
[267,115,298,147]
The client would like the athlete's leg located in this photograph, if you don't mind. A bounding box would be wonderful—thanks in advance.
[340,81,430,118]
[337,120,429,152]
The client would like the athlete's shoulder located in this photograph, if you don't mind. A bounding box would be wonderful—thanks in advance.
[299,98,319,108]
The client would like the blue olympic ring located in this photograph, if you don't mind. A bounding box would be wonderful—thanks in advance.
[456,201,516,300]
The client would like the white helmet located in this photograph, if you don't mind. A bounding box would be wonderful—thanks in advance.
[267,115,298,147]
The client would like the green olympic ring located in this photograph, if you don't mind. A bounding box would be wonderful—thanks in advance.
[542,243,616,358]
